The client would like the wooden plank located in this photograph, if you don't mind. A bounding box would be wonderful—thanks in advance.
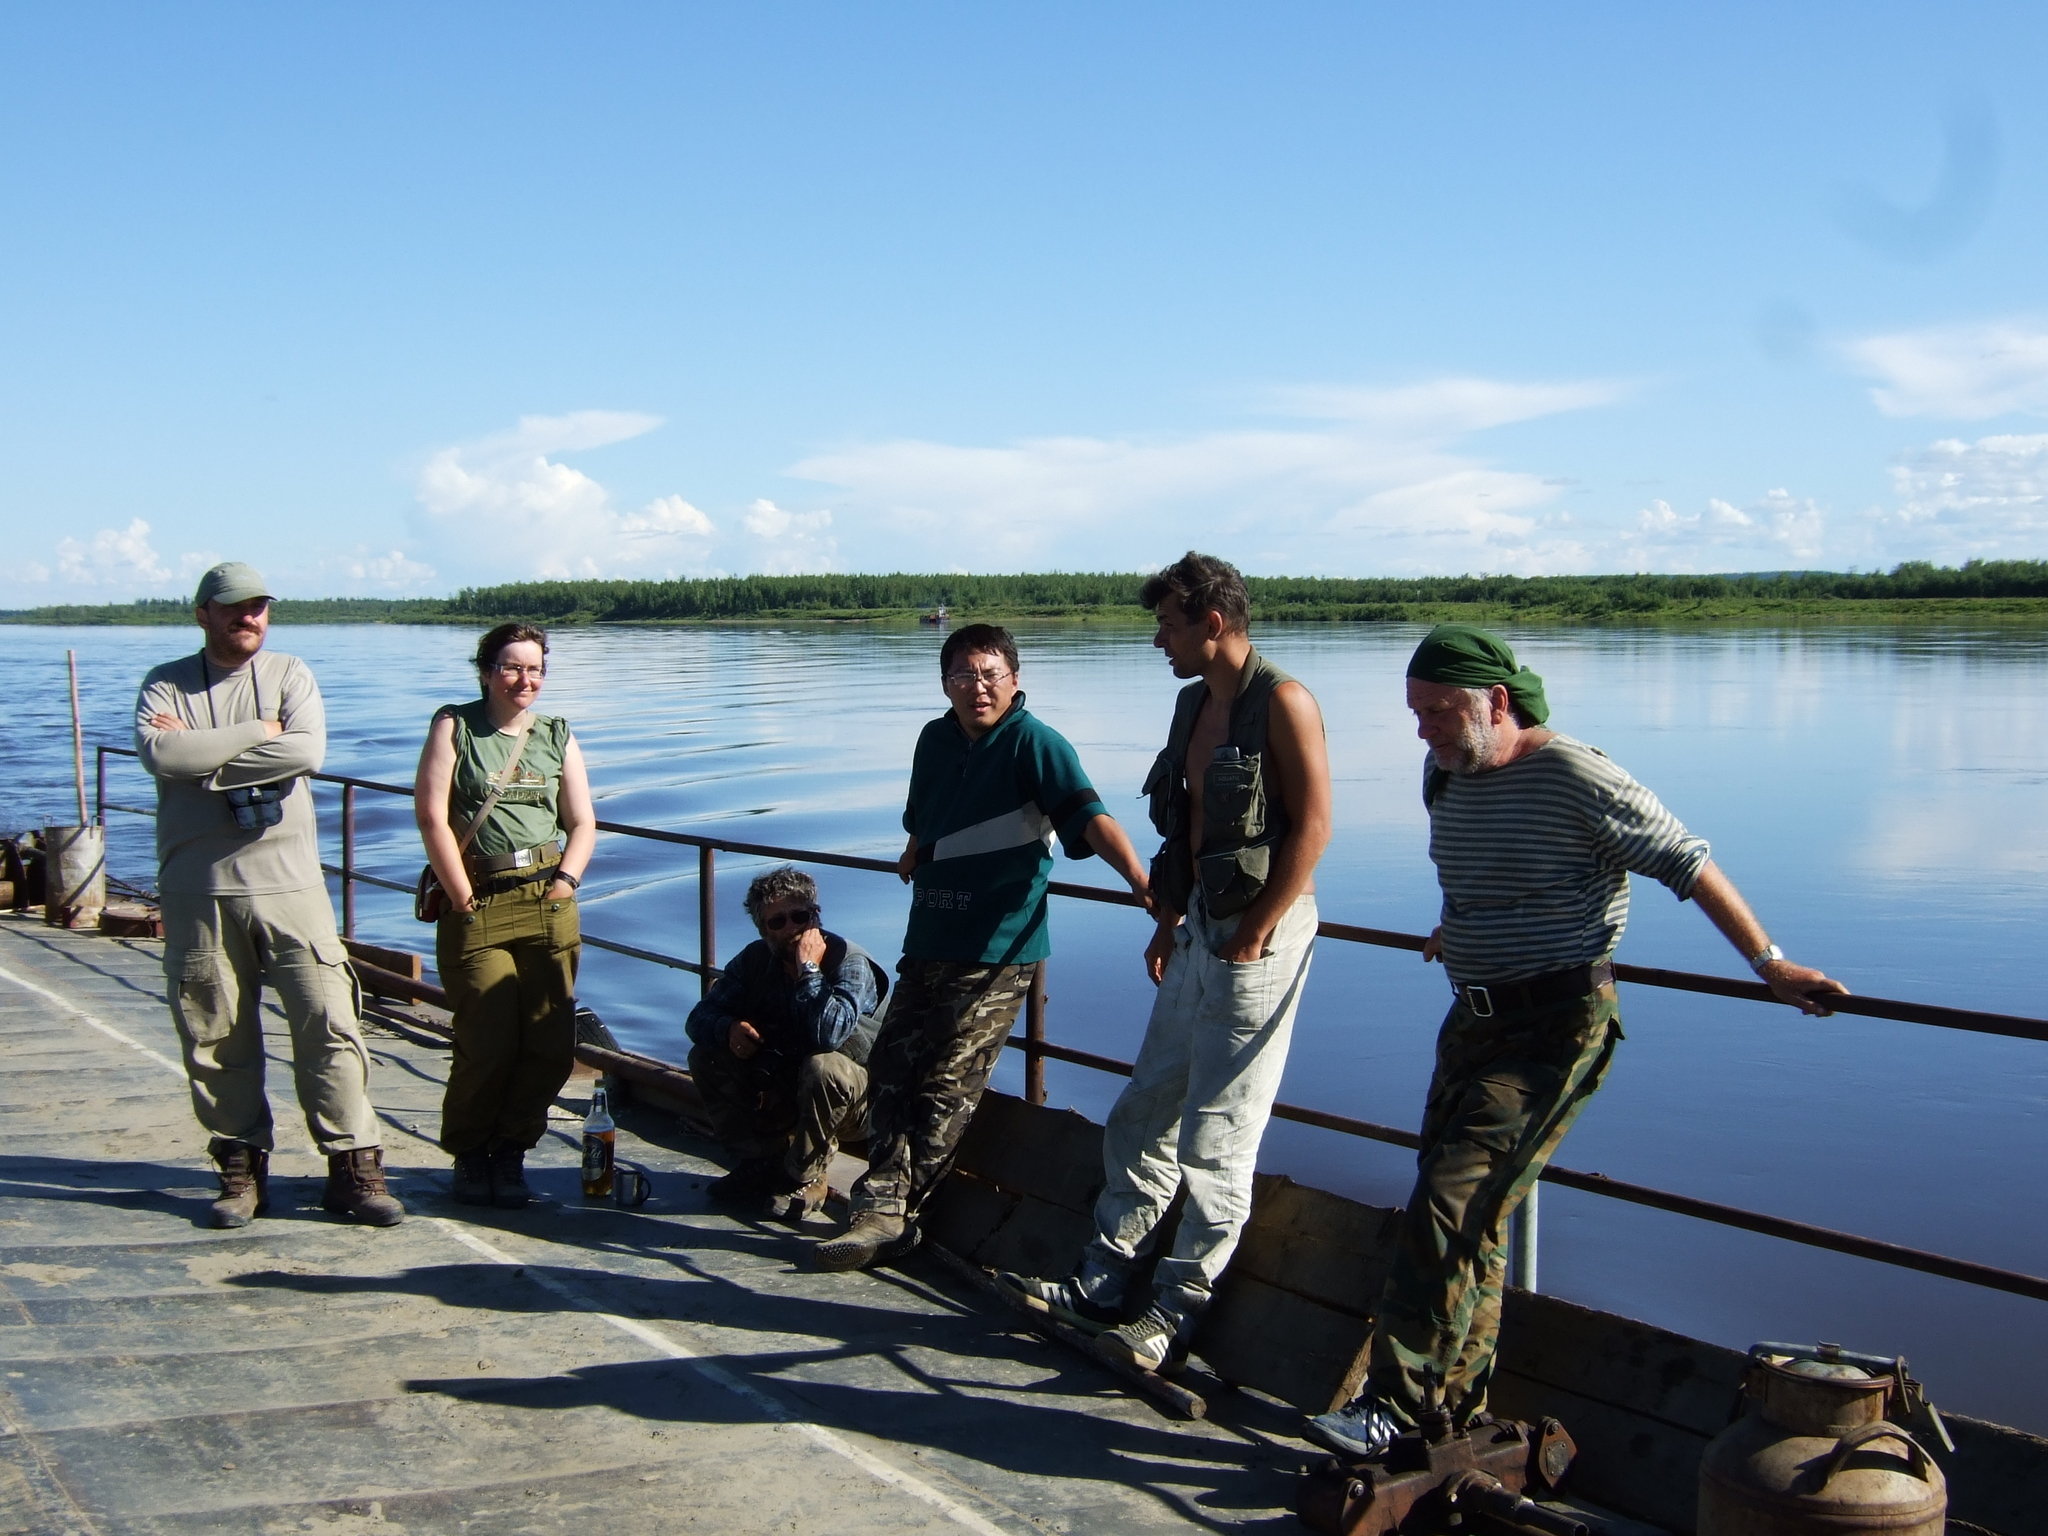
[342,937,423,981]
[1487,1367,1710,1534]
[1195,1271,1373,1414]
[1227,1173,1402,1315]
[971,1194,1100,1281]
[1496,1289,1748,1438]
[919,1169,1020,1266]
[951,1092,1107,1214]
[1943,1411,2048,1536]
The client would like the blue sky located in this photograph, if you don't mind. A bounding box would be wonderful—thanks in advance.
[4,4,2046,601]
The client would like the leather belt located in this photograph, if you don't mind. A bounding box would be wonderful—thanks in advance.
[1453,960,1614,1020]
[467,841,562,876]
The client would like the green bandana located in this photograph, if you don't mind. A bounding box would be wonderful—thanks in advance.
[1405,623,1550,725]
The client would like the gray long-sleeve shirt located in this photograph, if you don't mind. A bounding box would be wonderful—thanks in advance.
[134,649,328,895]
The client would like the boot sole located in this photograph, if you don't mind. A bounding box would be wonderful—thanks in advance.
[815,1225,920,1272]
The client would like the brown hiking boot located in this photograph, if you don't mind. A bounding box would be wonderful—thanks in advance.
[813,1211,918,1271]
[321,1147,406,1227]
[208,1137,269,1229]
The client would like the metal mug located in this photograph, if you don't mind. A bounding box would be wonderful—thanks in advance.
[613,1162,653,1208]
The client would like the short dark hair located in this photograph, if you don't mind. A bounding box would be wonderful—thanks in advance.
[1140,551,1250,635]
[939,623,1020,678]
[474,622,549,685]
[744,865,818,929]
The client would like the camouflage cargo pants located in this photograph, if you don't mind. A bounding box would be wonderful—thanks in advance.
[686,1044,869,1186]
[850,959,1036,1221]
[1367,984,1622,1428]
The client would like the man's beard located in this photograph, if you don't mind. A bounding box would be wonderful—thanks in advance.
[1430,711,1501,774]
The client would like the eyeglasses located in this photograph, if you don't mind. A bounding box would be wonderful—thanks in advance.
[761,905,820,932]
[943,668,1013,691]
[493,663,547,680]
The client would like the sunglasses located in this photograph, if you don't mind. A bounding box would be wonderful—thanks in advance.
[762,905,820,932]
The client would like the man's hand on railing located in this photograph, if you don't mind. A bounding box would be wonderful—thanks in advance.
[1421,926,1444,964]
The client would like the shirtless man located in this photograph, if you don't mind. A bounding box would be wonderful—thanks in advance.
[999,551,1331,1371]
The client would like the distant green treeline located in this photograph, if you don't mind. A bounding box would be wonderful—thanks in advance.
[11,560,2048,627]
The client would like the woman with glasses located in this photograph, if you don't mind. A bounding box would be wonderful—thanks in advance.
[414,622,595,1207]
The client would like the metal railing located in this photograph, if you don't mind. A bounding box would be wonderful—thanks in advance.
[94,744,2048,1306]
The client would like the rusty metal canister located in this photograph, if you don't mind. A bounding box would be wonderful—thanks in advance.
[1698,1356,1945,1536]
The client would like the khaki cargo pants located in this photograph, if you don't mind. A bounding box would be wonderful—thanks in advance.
[437,881,581,1155]
[850,960,1036,1222]
[160,885,382,1155]
[1367,984,1622,1428]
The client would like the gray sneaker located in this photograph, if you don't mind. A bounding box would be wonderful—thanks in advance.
[1095,1303,1189,1374]
[995,1272,1120,1334]
[1306,1392,1402,1459]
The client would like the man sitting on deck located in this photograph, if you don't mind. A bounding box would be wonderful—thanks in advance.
[686,866,885,1222]
[133,561,404,1230]
[1307,623,1847,1458]
[814,622,1153,1270]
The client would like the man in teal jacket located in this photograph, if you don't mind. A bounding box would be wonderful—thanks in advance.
[816,623,1152,1270]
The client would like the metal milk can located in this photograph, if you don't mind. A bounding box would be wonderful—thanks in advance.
[1698,1342,1949,1536]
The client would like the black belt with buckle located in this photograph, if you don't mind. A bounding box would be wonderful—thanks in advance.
[1453,960,1614,1019]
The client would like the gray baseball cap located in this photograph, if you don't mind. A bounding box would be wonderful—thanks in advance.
[193,562,274,607]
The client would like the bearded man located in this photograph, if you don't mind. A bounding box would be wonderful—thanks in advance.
[1308,623,1845,1458]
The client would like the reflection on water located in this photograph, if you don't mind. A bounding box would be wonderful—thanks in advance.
[8,620,2048,1430]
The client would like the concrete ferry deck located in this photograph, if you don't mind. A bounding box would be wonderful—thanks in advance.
[0,913,1325,1536]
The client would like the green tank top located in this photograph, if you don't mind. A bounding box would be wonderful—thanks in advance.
[439,699,573,859]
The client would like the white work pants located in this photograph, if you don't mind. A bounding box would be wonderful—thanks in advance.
[1079,889,1317,1322]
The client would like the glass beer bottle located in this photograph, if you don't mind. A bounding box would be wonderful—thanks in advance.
[581,1080,616,1198]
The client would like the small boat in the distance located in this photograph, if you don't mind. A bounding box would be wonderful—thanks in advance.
[919,603,950,626]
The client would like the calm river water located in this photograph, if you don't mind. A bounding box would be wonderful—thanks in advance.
[8,620,2047,1431]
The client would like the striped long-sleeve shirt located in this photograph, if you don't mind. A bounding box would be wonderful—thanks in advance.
[1427,735,1710,984]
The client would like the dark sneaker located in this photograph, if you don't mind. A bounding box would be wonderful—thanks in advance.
[451,1151,493,1206]
[208,1138,269,1229]
[706,1161,780,1207]
[813,1211,915,1271]
[1306,1392,1402,1460]
[489,1143,534,1209]
[1095,1303,1189,1374]
[762,1177,829,1225]
[996,1272,1120,1334]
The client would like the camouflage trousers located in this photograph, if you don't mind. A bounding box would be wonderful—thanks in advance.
[1367,984,1622,1427]
[686,1044,869,1186]
[849,959,1036,1221]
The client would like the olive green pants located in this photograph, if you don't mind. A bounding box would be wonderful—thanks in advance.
[160,885,383,1156]
[437,881,581,1155]
[1367,985,1622,1427]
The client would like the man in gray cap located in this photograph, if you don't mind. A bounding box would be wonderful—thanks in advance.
[1307,623,1844,1459]
[134,562,403,1229]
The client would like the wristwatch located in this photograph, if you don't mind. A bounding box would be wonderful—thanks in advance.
[798,960,822,978]
[1746,943,1784,974]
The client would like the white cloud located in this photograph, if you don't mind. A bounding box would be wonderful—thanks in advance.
[1849,321,2048,419]
[1876,434,2048,558]
[788,378,1624,574]
[1623,490,1829,568]
[415,411,717,581]
[55,519,172,586]
[740,499,838,574]
[337,549,438,588]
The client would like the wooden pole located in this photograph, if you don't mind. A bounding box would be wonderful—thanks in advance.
[67,650,88,826]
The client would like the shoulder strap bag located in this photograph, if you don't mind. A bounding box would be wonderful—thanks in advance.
[414,718,536,922]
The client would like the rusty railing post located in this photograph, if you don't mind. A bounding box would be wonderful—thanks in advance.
[94,745,106,827]
[698,844,716,997]
[340,782,357,940]
[1025,961,1047,1106]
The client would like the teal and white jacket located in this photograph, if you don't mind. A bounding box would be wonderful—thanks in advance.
[901,694,1106,965]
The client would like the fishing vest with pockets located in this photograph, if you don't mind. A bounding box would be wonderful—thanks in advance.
[1142,646,1299,920]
